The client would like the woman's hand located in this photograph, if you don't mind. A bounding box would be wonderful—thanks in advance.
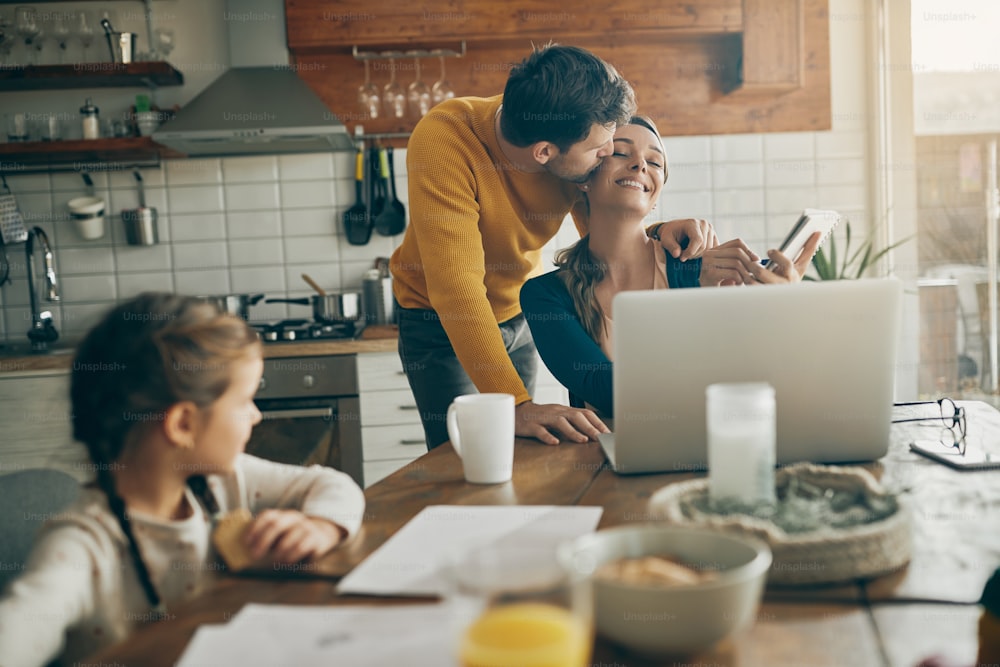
[655,219,719,261]
[698,239,761,286]
[244,509,347,564]
[749,231,822,284]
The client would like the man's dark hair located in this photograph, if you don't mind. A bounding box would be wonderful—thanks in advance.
[500,44,636,152]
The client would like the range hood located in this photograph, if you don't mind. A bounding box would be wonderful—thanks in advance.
[153,0,354,156]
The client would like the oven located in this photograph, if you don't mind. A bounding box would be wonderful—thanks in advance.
[247,354,363,488]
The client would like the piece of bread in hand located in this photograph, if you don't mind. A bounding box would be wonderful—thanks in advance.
[212,508,256,572]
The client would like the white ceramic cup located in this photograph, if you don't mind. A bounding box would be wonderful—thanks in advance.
[446,393,515,484]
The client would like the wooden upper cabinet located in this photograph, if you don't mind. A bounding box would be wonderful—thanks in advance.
[286,0,744,49]
[285,0,830,137]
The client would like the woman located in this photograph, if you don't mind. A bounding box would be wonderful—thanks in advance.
[520,116,820,417]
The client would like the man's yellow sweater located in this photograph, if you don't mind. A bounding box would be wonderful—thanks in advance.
[390,95,586,404]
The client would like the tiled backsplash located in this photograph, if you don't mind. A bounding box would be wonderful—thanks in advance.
[0,128,868,345]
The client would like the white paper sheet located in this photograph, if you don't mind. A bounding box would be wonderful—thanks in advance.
[176,603,469,667]
[336,505,604,597]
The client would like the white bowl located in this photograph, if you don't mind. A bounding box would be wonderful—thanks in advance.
[559,525,771,656]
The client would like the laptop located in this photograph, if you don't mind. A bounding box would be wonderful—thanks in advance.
[599,278,903,473]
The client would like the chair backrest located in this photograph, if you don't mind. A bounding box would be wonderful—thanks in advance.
[0,468,80,592]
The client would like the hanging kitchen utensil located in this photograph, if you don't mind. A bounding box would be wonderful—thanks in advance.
[369,145,386,220]
[301,273,327,297]
[384,146,407,236]
[121,169,159,246]
[343,147,371,246]
[374,147,404,236]
[68,172,106,240]
[0,175,29,245]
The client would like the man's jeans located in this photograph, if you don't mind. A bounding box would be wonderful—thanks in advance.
[396,304,537,450]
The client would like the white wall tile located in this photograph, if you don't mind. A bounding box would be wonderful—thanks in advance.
[284,235,341,264]
[713,214,768,245]
[339,260,379,290]
[56,247,116,275]
[665,163,712,192]
[713,189,765,216]
[711,134,763,162]
[766,187,820,215]
[281,265,341,294]
[816,157,866,186]
[116,271,174,299]
[816,184,868,210]
[337,236,394,263]
[280,181,336,209]
[108,168,164,189]
[230,266,287,294]
[224,183,281,212]
[229,238,284,267]
[109,186,168,216]
[227,210,283,238]
[115,244,172,273]
[282,208,338,237]
[166,159,222,186]
[763,132,816,161]
[279,154,335,181]
[712,163,765,189]
[333,179,356,211]
[661,191,713,220]
[60,303,113,337]
[174,270,230,296]
[816,130,867,159]
[170,213,227,241]
[4,173,51,193]
[168,185,224,214]
[60,274,116,302]
[222,156,279,183]
[765,159,816,187]
[172,241,228,271]
[661,136,711,164]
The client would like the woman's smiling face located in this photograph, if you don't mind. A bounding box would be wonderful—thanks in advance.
[584,121,668,216]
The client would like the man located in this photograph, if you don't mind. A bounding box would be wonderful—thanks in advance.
[391,44,714,449]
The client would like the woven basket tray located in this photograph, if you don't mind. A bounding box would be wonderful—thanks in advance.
[647,463,912,585]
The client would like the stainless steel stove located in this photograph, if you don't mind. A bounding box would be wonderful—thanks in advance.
[248,319,361,343]
[244,319,364,487]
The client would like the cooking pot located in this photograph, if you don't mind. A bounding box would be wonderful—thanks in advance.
[266,292,361,323]
[198,293,265,320]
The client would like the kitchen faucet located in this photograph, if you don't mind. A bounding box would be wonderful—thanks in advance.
[25,226,59,352]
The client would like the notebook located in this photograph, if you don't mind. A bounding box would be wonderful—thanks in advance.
[598,278,903,474]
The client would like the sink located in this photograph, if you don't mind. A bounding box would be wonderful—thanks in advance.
[0,341,78,357]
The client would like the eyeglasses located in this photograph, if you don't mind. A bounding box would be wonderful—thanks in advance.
[893,398,967,453]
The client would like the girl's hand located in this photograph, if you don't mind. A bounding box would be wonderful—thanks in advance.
[698,238,761,286]
[244,509,347,564]
[749,231,822,284]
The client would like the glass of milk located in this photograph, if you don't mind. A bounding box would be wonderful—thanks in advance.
[706,382,776,506]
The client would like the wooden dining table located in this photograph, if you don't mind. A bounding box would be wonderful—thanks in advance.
[90,402,1000,666]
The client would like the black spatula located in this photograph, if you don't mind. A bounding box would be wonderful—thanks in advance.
[344,147,371,245]
[375,146,407,236]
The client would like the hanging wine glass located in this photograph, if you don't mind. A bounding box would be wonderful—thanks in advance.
[153,27,174,60]
[358,58,380,119]
[52,10,71,64]
[74,10,95,62]
[382,53,406,119]
[0,10,14,66]
[406,53,432,119]
[431,50,455,105]
[14,6,41,65]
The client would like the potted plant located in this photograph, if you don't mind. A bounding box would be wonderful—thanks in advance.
[806,218,912,280]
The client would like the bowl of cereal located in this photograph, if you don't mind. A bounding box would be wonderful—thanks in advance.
[559,525,771,656]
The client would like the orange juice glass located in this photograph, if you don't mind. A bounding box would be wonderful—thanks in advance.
[450,545,593,667]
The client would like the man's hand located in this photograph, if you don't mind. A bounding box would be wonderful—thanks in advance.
[656,218,719,261]
[514,401,609,446]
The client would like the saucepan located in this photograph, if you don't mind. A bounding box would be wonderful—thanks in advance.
[198,293,265,320]
[266,292,362,323]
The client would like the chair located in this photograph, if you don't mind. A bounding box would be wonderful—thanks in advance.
[0,468,79,592]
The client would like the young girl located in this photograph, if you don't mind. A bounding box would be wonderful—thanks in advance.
[0,293,365,667]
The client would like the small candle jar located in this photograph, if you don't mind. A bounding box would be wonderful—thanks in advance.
[706,382,776,506]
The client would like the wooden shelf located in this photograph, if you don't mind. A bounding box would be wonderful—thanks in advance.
[0,62,184,92]
[0,137,184,171]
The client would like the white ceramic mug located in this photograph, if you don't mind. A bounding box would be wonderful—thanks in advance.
[446,393,515,484]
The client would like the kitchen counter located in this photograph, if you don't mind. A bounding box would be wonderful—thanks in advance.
[0,325,400,374]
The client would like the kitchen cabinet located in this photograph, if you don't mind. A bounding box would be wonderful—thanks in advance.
[357,351,425,487]
[285,0,830,138]
[0,370,89,480]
